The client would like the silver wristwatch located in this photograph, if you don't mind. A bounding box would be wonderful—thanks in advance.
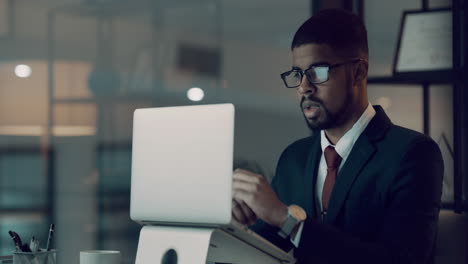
[278,204,307,238]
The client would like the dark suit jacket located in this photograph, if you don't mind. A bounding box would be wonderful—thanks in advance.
[251,106,444,264]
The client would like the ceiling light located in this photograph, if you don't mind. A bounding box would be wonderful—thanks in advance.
[15,64,32,78]
[187,87,204,102]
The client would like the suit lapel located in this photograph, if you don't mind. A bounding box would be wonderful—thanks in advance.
[304,133,322,220]
[324,106,392,224]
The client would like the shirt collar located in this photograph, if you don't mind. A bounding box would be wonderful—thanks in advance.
[321,103,376,160]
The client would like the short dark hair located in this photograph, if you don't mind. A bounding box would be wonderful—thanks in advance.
[291,9,368,59]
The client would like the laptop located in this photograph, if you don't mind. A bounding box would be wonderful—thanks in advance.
[130,104,295,263]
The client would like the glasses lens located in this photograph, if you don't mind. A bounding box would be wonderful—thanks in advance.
[283,71,302,87]
[306,66,329,83]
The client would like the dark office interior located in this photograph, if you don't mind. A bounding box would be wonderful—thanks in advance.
[0,0,466,263]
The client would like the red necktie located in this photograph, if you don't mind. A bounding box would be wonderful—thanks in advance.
[322,146,342,212]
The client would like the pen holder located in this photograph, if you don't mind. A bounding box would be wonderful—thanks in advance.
[13,250,56,264]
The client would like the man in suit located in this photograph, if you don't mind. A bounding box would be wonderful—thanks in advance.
[231,9,444,264]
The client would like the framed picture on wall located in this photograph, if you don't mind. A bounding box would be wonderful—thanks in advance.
[393,9,452,74]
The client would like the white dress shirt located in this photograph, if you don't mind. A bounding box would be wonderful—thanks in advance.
[290,103,376,247]
[316,103,376,213]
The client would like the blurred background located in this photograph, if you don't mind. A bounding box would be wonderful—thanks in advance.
[0,0,466,263]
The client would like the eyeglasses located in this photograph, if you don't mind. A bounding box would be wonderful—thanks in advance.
[280,58,366,88]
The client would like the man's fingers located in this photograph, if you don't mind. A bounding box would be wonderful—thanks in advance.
[232,200,247,224]
[232,199,257,226]
[233,169,262,183]
[236,199,257,225]
[232,212,244,224]
[233,189,253,206]
[234,168,256,176]
[232,180,257,193]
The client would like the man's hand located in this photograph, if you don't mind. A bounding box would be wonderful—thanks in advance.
[232,168,288,228]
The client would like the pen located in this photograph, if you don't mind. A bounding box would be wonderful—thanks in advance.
[8,231,22,252]
[8,231,31,252]
[21,242,32,252]
[46,224,54,251]
[30,236,39,252]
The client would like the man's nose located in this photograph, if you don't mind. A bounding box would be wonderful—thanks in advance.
[297,74,316,95]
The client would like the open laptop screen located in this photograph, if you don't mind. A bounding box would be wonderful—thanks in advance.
[130,104,234,226]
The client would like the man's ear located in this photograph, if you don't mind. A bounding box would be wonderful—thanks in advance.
[354,60,368,82]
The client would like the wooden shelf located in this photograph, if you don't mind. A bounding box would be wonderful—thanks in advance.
[97,142,132,151]
[0,208,48,214]
[54,94,157,104]
[368,70,454,85]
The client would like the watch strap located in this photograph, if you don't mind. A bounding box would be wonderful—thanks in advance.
[278,208,299,238]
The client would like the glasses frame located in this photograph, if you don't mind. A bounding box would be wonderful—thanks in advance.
[280,58,367,88]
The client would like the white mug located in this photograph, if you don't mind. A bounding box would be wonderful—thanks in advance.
[80,250,121,264]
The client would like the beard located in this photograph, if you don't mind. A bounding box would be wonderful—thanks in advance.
[300,94,350,131]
